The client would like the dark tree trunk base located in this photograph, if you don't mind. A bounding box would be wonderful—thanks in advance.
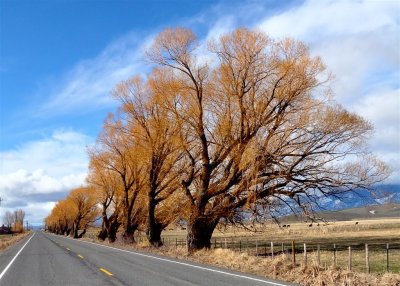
[108,221,120,243]
[77,229,86,238]
[98,228,108,241]
[147,223,163,247]
[187,217,219,253]
[122,228,136,244]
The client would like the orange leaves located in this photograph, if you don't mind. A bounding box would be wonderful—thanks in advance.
[45,187,98,235]
[147,27,197,67]
[47,27,389,248]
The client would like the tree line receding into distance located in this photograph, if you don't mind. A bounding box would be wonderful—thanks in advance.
[45,28,389,253]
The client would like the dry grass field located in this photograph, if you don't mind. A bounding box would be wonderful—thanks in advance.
[0,232,30,251]
[160,218,400,243]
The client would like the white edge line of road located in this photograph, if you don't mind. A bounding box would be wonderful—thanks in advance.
[0,233,35,280]
[51,232,292,286]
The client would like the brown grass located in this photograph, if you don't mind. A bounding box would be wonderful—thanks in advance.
[0,232,31,251]
[81,236,400,286]
[83,218,400,285]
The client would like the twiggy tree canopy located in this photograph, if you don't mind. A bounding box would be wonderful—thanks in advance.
[146,27,389,251]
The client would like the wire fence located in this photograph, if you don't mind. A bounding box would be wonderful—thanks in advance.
[84,230,400,274]
[157,237,400,274]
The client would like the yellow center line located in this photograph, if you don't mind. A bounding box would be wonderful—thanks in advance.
[99,268,113,276]
[77,254,84,259]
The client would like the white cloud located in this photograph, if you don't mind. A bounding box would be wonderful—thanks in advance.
[352,88,400,183]
[256,0,399,183]
[1,130,91,177]
[258,0,399,101]
[39,32,155,116]
[24,202,57,226]
[0,130,91,224]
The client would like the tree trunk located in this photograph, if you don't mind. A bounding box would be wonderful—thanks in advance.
[147,221,163,247]
[146,194,163,247]
[78,229,86,238]
[98,214,110,241]
[98,227,108,241]
[108,220,120,243]
[187,216,219,253]
[122,223,137,243]
[108,219,121,243]
[73,220,80,238]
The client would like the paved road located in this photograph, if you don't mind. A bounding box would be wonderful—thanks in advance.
[0,231,298,286]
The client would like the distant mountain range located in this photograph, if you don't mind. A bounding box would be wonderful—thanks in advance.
[317,203,400,221]
[315,184,400,211]
[277,184,400,222]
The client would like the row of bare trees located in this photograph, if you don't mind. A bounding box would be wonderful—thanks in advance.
[45,28,389,252]
[3,209,26,233]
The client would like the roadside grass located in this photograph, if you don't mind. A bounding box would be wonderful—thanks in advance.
[81,237,400,286]
[0,232,30,251]
[82,218,400,285]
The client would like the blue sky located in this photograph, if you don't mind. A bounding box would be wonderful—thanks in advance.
[0,0,399,225]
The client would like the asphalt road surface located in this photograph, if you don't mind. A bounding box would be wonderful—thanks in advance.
[0,232,298,286]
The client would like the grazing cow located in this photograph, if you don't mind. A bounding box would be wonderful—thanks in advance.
[282,225,287,228]
[355,222,359,225]
[308,223,313,227]
[287,225,290,228]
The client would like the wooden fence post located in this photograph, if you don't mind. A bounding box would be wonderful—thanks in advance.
[271,242,274,259]
[225,238,227,249]
[317,244,320,267]
[239,239,242,252]
[303,243,307,266]
[348,246,352,271]
[214,238,217,249]
[264,241,267,256]
[365,244,370,273]
[281,242,284,254]
[333,244,337,268]
[256,240,258,256]
[292,240,296,265]
[386,243,389,272]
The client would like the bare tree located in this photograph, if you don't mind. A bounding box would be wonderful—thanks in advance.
[4,211,14,229]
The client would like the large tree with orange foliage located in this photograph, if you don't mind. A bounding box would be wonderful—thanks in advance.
[87,155,123,242]
[145,27,389,252]
[89,116,146,243]
[112,77,187,246]
[68,187,98,238]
